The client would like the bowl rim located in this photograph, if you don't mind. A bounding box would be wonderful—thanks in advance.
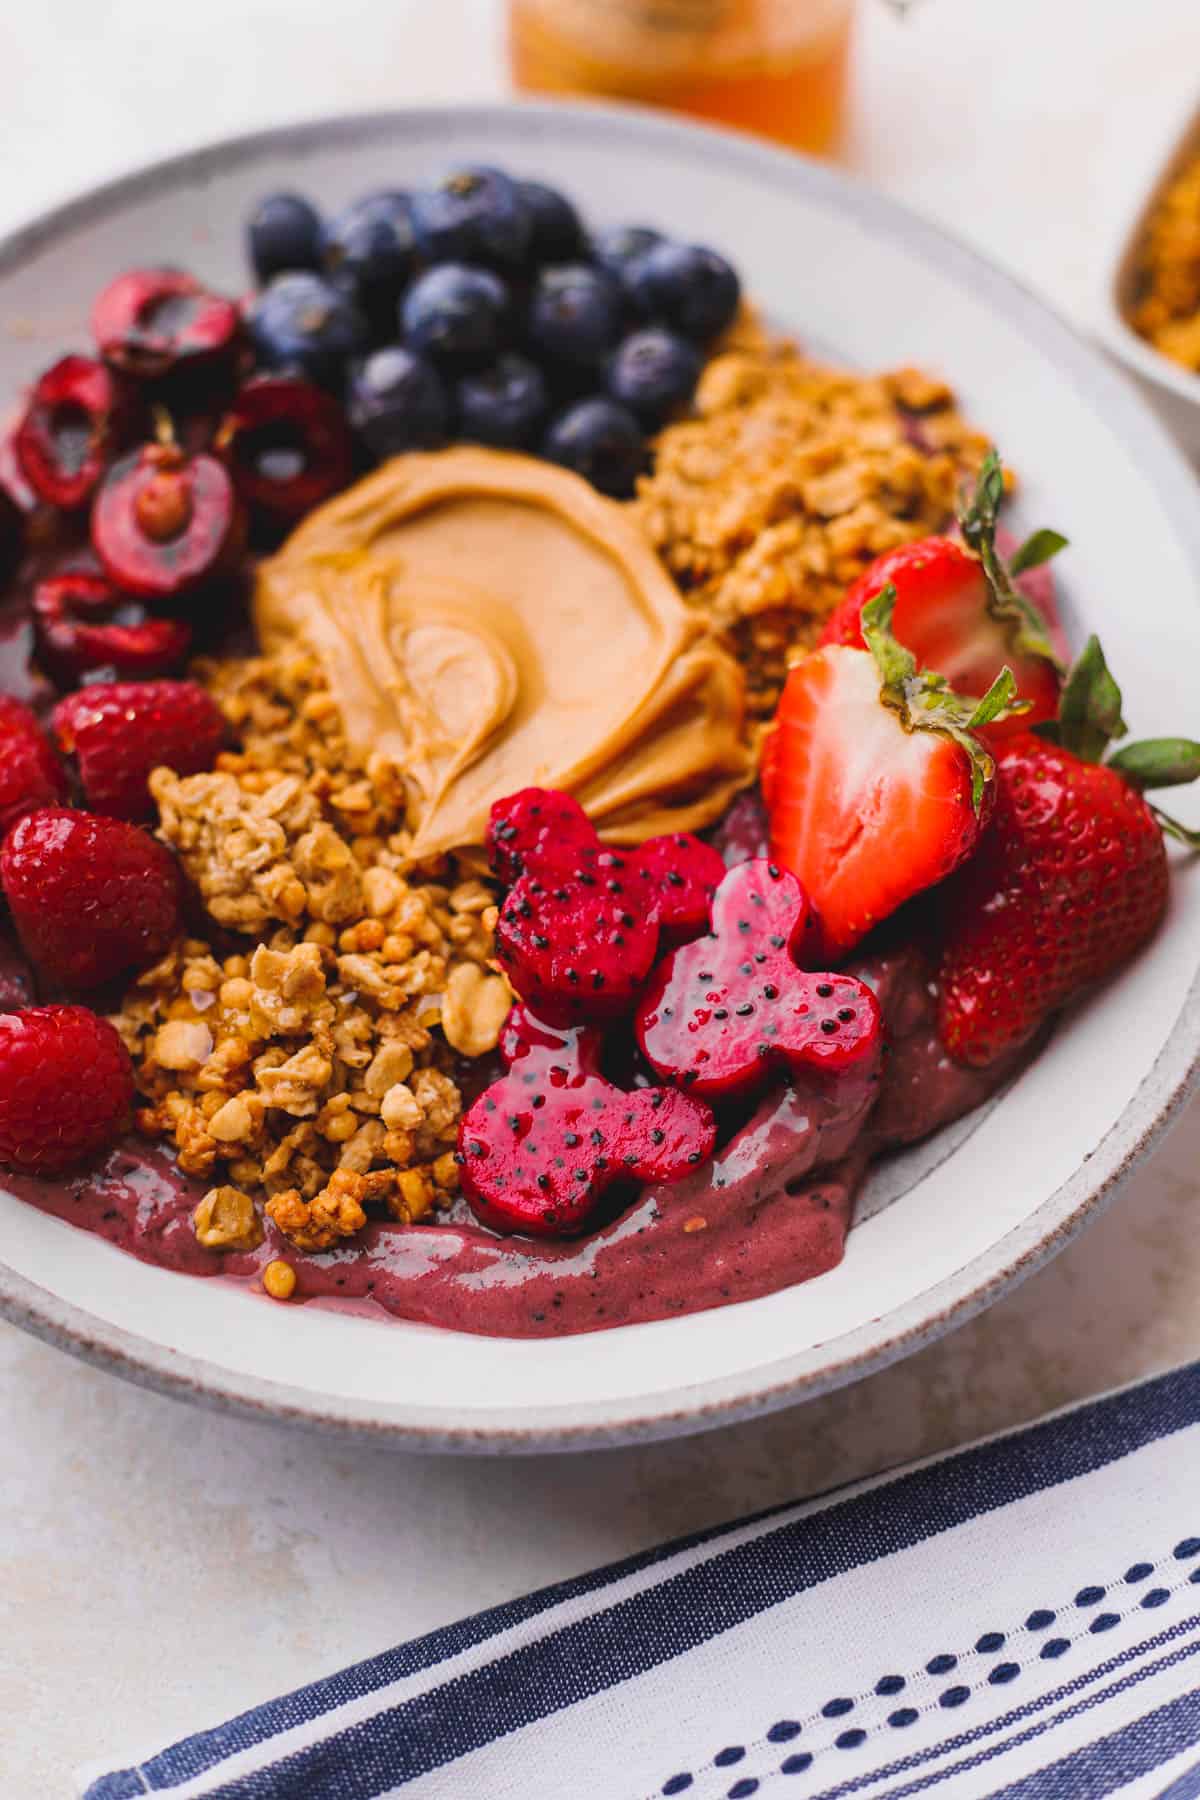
[1,96,1198,1454]
[1098,91,1200,409]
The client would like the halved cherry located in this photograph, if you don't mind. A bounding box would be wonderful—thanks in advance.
[33,569,192,685]
[92,269,241,379]
[91,443,242,601]
[219,373,352,529]
[14,355,121,510]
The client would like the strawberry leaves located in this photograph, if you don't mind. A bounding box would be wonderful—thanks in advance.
[1009,527,1070,576]
[1036,633,1127,763]
[862,585,1024,811]
[1036,634,1200,848]
[1108,739,1200,790]
[1113,741,1200,847]
[958,449,1066,671]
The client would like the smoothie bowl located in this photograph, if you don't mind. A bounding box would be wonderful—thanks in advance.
[0,106,1197,1446]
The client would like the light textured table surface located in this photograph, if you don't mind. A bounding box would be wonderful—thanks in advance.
[1,2,1197,1792]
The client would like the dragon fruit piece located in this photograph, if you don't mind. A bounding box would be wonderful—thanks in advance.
[633,831,727,947]
[486,785,595,883]
[494,865,659,1025]
[488,786,722,942]
[487,786,734,1021]
[636,858,882,1100]
[458,1002,717,1238]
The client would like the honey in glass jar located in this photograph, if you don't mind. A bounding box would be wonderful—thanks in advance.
[508,0,855,157]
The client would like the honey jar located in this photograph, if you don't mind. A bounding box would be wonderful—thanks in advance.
[508,0,855,157]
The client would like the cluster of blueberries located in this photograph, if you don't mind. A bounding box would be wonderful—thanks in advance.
[245,165,741,498]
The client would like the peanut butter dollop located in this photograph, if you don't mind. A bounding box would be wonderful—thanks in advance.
[254,448,755,859]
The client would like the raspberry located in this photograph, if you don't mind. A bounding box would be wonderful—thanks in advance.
[1,808,184,990]
[52,678,225,820]
[0,695,68,837]
[0,1005,133,1174]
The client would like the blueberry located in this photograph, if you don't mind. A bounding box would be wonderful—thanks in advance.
[246,272,369,386]
[528,264,624,370]
[624,241,741,343]
[247,193,324,284]
[348,346,449,458]
[607,328,701,426]
[519,181,586,265]
[457,353,549,450]
[542,397,646,497]
[591,224,663,282]
[411,166,532,269]
[401,264,510,365]
[321,192,420,332]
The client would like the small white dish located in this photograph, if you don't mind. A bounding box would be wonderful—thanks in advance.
[0,101,1198,1451]
[1099,94,1200,462]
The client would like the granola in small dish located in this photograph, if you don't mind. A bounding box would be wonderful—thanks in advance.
[1129,142,1200,373]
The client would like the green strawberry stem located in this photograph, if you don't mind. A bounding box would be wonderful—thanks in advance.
[958,449,1066,672]
[862,585,1024,812]
[1036,634,1200,847]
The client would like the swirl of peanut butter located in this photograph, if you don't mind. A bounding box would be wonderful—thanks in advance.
[254,448,756,859]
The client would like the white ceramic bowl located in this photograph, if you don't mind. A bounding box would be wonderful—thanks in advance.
[1,102,1198,1452]
[1099,95,1200,462]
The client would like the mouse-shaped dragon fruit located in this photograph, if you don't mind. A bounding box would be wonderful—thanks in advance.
[457,1003,716,1237]
[487,787,726,1024]
[636,859,882,1100]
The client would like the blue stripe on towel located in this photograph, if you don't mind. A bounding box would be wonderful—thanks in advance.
[803,1618,1200,1800]
[86,1362,1200,1799]
[1154,1756,1200,1799]
[986,1684,1200,1800]
[879,1634,1200,1798]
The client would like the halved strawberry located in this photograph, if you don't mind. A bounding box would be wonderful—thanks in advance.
[937,637,1200,1066]
[767,589,1016,955]
[820,450,1065,740]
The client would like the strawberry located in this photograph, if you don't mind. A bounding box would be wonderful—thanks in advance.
[0,695,68,837]
[2,807,184,991]
[767,588,1018,956]
[52,678,225,820]
[938,637,1200,1066]
[820,449,1064,739]
[0,1004,134,1175]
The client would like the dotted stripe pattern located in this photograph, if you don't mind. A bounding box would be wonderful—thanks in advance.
[654,1537,1200,1797]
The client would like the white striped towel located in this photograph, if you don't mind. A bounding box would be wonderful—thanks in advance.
[79,1360,1200,1800]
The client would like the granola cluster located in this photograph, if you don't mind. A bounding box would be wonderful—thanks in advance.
[111,646,512,1253]
[634,322,991,714]
[1130,147,1200,372]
